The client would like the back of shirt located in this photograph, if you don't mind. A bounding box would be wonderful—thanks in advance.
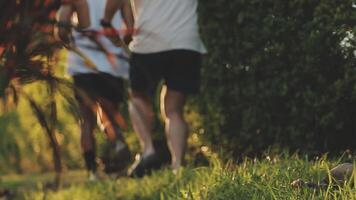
[67,0,129,79]
[129,0,206,54]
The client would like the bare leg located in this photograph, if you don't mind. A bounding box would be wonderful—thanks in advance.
[78,101,97,173]
[160,85,188,170]
[79,102,96,152]
[97,98,131,173]
[128,90,155,157]
[97,98,126,143]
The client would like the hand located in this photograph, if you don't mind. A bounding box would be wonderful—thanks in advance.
[100,19,123,47]
[100,19,113,28]
[55,26,73,45]
[123,34,132,45]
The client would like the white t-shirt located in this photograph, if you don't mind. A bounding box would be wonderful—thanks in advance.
[129,0,206,54]
[67,0,129,79]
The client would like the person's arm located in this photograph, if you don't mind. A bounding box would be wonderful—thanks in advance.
[71,0,90,29]
[56,4,74,44]
[56,0,91,44]
[121,0,134,44]
[102,0,123,23]
[102,0,134,45]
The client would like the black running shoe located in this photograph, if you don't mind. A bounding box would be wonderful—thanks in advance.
[102,141,132,174]
[127,153,162,178]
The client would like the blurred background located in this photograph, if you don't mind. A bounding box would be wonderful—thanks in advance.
[0,0,355,176]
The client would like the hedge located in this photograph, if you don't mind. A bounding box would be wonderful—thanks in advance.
[197,0,356,155]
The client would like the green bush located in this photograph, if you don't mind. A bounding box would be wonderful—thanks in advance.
[198,0,356,155]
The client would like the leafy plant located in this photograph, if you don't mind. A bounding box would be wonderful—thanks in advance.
[198,0,356,156]
[0,0,69,187]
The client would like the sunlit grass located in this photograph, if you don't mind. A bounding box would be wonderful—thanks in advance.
[2,154,355,200]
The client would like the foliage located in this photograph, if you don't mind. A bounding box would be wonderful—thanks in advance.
[0,0,78,179]
[0,0,130,175]
[197,0,356,155]
[1,0,356,176]
[1,154,354,199]
[0,51,84,174]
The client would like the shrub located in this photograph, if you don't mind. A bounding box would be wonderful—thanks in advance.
[197,0,356,155]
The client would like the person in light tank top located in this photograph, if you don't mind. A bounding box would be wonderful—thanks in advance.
[102,0,206,177]
[57,0,134,180]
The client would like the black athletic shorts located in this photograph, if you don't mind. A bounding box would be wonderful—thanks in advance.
[73,73,124,104]
[129,49,202,96]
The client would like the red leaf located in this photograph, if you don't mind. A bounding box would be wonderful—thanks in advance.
[0,46,4,57]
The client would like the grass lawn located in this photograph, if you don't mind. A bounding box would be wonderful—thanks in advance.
[1,154,355,200]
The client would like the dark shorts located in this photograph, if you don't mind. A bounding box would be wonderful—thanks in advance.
[129,49,202,96]
[73,73,124,104]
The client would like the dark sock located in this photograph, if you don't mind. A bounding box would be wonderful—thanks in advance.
[83,150,96,172]
[114,125,125,142]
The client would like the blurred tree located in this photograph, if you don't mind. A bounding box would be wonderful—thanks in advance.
[0,0,67,187]
[197,0,356,157]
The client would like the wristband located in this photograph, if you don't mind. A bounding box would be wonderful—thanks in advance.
[100,19,113,28]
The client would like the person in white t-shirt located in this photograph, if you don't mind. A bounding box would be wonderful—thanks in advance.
[57,0,134,180]
[103,0,206,177]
